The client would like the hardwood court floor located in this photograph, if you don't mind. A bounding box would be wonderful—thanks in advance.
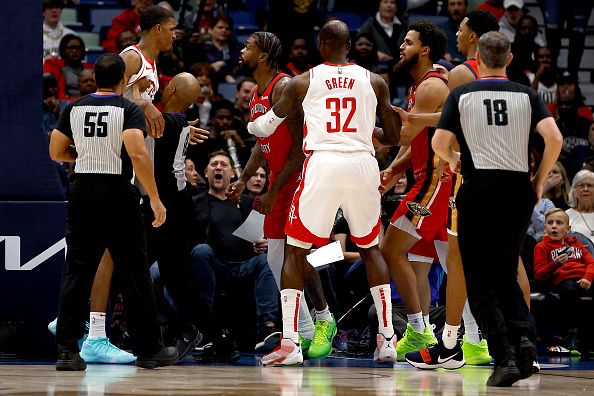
[0,355,593,395]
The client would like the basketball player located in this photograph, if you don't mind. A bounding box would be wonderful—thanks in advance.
[226,31,322,356]
[248,20,403,366]
[399,11,499,369]
[50,53,178,370]
[378,20,450,360]
[432,31,562,386]
[47,6,179,364]
[77,6,204,362]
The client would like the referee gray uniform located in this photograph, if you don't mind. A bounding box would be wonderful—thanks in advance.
[437,79,551,364]
[55,93,162,358]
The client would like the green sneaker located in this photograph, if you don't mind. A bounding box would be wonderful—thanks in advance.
[396,324,437,361]
[461,335,492,365]
[298,333,312,358]
[307,317,337,359]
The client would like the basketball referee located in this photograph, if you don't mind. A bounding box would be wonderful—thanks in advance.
[432,32,562,386]
[49,53,177,370]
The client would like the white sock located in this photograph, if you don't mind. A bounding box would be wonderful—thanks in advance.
[315,305,333,322]
[281,289,301,343]
[462,300,481,344]
[370,284,395,338]
[298,296,315,339]
[88,312,107,339]
[442,323,460,349]
[407,312,425,333]
[423,314,433,333]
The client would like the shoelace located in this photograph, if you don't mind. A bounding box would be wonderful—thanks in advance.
[313,321,329,344]
[93,339,124,358]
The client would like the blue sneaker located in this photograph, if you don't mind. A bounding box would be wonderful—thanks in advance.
[79,337,136,364]
[48,318,89,349]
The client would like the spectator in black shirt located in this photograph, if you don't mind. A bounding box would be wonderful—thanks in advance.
[191,151,279,354]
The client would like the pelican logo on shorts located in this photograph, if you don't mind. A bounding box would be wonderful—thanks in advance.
[406,202,432,217]
[288,204,298,224]
[448,196,456,210]
[260,142,271,154]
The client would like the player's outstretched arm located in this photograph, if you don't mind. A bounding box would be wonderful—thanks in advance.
[372,74,401,146]
[432,128,460,171]
[123,128,165,227]
[398,79,449,146]
[533,117,563,200]
[247,74,308,138]
[257,80,306,215]
[227,143,266,202]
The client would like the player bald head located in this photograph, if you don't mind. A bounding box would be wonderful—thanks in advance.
[318,20,350,52]
[163,72,200,110]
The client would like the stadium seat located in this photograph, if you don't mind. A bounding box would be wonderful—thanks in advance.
[77,31,102,51]
[408,14,449,26]
[79,0,120,4]
[228,10,259,32]
[244,0,266,11]
[327,12,367,32]
[86,49,106,64]
[61,8,82,28]
[218,82,237,102]
[89,7,124,34]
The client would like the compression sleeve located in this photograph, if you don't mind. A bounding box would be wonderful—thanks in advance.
[247,109,286,138]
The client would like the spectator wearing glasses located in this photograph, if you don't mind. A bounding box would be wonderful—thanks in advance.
[43,34,93,100]
[566,170,594,243]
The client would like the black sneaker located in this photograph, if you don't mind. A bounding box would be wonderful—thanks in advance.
[56,350,86,371]
[487,359,521,387]
[135,346,178,369]
[405,339,465,370]
[516,337,537,379]
[193,341,216,363]
[255,324,281,353]
[175,325,203,362]
[215,329,240,363]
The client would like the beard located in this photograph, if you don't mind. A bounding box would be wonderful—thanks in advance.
[393,52,419,74]
[238,60,257,76]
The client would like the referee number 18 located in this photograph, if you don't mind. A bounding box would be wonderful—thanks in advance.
[483,99,508,126]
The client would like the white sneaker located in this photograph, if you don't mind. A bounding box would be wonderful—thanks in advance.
[261,338,303,366]
[374,333,397,362]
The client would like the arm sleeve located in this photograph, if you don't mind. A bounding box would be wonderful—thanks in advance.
[436,91,462,137]
[529,88,552,130]
[533,243,556,281]
[123,101,147,135]
[247,109,286,137]
[55,102,74,139]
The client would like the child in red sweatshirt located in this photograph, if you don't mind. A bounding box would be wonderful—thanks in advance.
[533,208,593,353]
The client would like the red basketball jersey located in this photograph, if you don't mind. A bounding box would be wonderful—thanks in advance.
[407,70,448,176]
[249,73,294,181]
[463,58,480,79]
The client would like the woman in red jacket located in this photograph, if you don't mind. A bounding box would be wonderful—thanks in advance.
[42,34,94,100]
[533,208,593,354]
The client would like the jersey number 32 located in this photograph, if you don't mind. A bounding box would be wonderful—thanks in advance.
[326,97,357,133]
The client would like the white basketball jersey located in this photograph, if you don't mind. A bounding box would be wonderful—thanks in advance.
[119,45,159,194]
[120,45,159,102]
[302,63,377,153]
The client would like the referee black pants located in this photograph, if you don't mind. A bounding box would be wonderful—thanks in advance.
[456,173,537,364]
[56,175,161,356]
